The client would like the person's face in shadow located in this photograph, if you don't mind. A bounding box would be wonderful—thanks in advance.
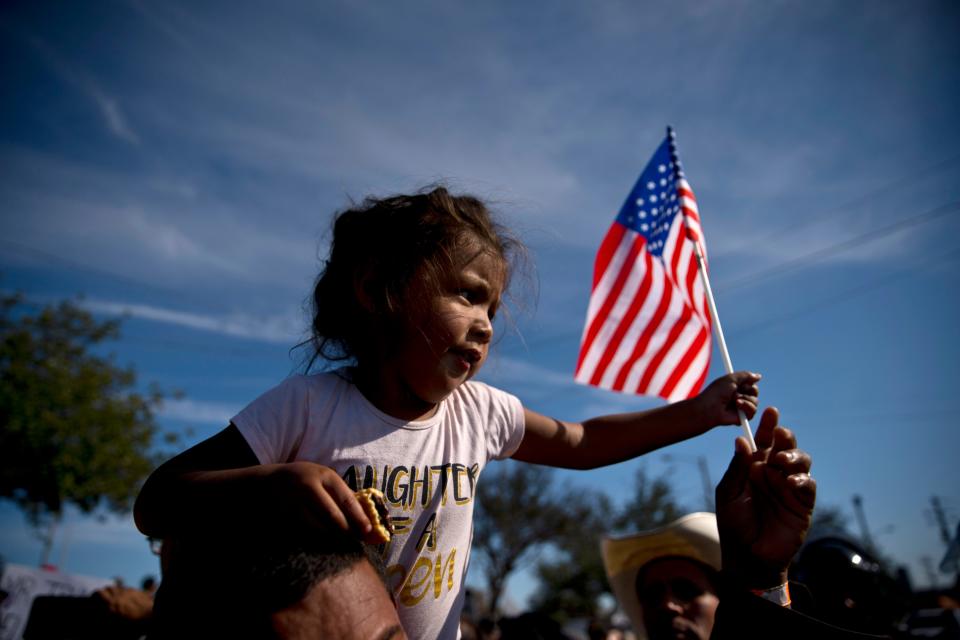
[636,557,719,640]
[270,559,407,640]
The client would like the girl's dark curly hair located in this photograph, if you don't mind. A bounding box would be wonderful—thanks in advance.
[306,186,524,371]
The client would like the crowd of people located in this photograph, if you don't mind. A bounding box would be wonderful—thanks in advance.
[14,407,958,638]
[11,187,959,639]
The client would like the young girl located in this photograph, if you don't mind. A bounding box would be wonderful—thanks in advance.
[134,187,760,639]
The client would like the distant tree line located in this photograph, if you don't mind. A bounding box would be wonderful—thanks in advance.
[474,461,682,624]
[473,451,855,625]
[1,290,856,619]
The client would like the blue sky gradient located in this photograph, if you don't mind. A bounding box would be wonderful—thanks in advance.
[1,0,959,608]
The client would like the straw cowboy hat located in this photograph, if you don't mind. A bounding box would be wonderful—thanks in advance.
[601,512,721,637]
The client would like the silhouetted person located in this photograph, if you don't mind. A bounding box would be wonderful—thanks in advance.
[605,407,889,639]
[150,526,405,639]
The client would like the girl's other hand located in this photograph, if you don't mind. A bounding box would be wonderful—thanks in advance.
[695,371,761,428]
[268,461,377,543]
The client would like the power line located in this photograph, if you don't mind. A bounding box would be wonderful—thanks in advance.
[726,153,960,245]
[716,201,960,292]
[5,154,958,311]
[3,198,957,362]
[513,198,960,353]
[730,246,960,336]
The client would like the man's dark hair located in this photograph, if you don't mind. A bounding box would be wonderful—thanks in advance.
[151,527,388,638]
[244,528,387,612]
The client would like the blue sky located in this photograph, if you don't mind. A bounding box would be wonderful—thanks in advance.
[1,0,958,608]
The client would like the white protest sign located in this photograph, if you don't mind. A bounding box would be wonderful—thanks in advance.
[0,564,111,640]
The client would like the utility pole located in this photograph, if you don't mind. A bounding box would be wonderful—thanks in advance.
[663,453,714,512]
[852,494,877,552]
[38,516,57,569]
[930,496,951,546]
[921,556,939,588]
[697,455,714,513]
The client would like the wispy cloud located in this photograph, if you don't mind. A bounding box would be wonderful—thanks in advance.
[81,298,302,344]
[19,31,139,145]
[125,0,201,54]
[158,397,240,425]
[0,147,318,297]
[91,91,140,145]
[5,0,948,312]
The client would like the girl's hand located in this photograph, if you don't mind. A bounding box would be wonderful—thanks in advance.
[267,462,379,544]
[695,371,761,428]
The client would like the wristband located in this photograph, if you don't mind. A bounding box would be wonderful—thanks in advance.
[750,582,791,607]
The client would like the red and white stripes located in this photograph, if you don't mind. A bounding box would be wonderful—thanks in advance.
[574,177,712,402]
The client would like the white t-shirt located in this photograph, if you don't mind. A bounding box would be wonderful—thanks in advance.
[232,369,526,640]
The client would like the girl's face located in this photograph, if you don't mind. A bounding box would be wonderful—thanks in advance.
[368,248,505,421]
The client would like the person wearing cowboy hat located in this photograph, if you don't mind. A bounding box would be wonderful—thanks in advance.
[603,408,888,640]
[604,512,721,639]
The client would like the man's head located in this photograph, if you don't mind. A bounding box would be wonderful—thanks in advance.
[791,536,908,635]
[602,513,721,640]
[267,547,406,640]
[634,556,719,640]
[155,528,406,639]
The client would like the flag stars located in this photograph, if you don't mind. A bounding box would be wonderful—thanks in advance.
[615,141,691,257]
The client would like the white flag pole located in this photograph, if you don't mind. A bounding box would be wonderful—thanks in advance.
[668,127,757,452]
[691,242,757,452]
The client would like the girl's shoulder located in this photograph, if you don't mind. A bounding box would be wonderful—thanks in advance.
[263,367,356,401]
[457,377,504,396]
[298,366,354,385]
[453,379,521,412]
[453,380,526,457]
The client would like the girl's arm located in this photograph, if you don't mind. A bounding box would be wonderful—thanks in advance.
[133,425,373,540]
[511,371,760,470]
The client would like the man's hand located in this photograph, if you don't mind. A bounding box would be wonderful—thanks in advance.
[94,586,154,620]
[715,407,816,589]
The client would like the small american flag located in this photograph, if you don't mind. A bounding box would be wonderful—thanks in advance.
[574,129,712,402]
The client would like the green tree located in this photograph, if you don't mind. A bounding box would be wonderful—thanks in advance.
[473,461,568,617]
[0,293,177,560]
[613,465,682,532]
[530,466,681,623]
[529,486,616,623]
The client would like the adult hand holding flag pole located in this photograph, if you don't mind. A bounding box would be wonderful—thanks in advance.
[575,126,757,451]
